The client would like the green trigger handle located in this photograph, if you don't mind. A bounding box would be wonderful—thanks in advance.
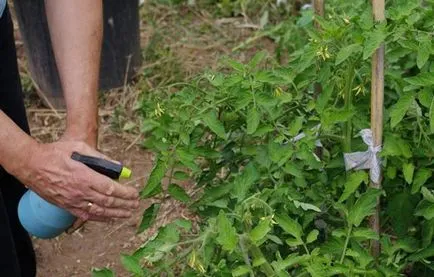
[71,152,131,180]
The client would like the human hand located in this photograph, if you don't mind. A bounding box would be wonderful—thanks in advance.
[10,140,139,222]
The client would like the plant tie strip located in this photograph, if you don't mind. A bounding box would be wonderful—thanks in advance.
[343,129,382,183]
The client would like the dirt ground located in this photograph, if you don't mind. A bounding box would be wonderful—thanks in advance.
[10,1,277,276]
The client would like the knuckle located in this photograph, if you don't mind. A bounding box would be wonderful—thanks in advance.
[74,210,89,220]
[106,183,115,196]
[119,210,132,218]
[74,141,87,152]
[72,189,85,199]
[93,206,105,217]
[105,196,115,207]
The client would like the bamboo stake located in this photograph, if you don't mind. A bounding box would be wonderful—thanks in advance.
[370,0,385,258]
[313,0,325,30]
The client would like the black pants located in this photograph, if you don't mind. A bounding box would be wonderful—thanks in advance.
[0,6,37,277]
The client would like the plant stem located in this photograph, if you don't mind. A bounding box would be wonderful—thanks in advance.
[249,241,277,277]
[302,242,311,256]
[342,63,355,153]
[340,225,353,263]
[239,236,255,277]
[152,246,195,276]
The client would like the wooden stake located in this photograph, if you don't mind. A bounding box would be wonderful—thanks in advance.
[370,0,385,258]
[313,0,325,30]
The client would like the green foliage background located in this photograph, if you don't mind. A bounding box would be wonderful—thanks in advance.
[97,0,434,276]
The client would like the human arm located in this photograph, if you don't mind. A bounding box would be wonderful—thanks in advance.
[44,0,102,147]
[0,110,139,220]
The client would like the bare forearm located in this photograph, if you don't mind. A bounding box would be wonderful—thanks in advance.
[0,111,38,175]
[45,0,103,145]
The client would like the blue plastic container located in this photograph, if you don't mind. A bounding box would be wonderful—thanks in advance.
[18,190,75,239]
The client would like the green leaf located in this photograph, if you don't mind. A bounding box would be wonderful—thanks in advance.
[227,59,245,72]
[137,203,160,234]
[285,238,303,247]
[272,254,310,272]
[430,97,434,134]
[288,116,304,137]
[176,148,199,172]
[417,40,431,69]
[247,107,260,134]
[141,158,167,198]
[382,134,412,158]
[359,9,373,30]
[352,227,379,240]
[248,51,266,68]
[249,218,272,243]
[252,257,266,267]
[173,171,189,181]
[275,214,303,240]
[283,163,304,178]
[415,200,434,220]
[348,188,382,227]
[179,131,190,145]
[232,162,259,200]
[203,110,226,139]
[335,44,362,65]
[393,237,419,253]
[403,163,415,184]
[266,235,283,246]
[168,183,190,203]
[405,72,434,86]
[422,219,434,248]
[121,254,144,276]
[268,142,293,165]
[293,200,321,212]
[387,192,417,237]
[339,171,369,202]
[92,268,115,277]
[174,218,192,230]
[408,243,434,261]
[422,187,434,203]
[363,25,387,60]
[389,93,414,128]
[216,211,238,252]
[232,265,251,276]
[411,168,432,194]
[321,108,355,127]
[418,89,433,108]
[349,241,374,268]
[306,229,319,244]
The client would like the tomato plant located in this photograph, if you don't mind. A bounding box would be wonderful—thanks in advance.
[96,0,434,276]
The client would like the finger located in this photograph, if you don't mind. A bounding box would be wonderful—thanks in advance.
[90,177,139,200]
[88,203,133,219]
[86,190,140,209]
[69,208,90,221]
[88,215,111,222]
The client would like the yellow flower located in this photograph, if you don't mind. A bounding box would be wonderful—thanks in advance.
[154,102,165,117]
[316,46,331,61]
[274,87,283,97]
[352,84,365,96]
[188,250,206,273]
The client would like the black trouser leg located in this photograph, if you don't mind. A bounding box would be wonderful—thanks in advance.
[0,6,37,277]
